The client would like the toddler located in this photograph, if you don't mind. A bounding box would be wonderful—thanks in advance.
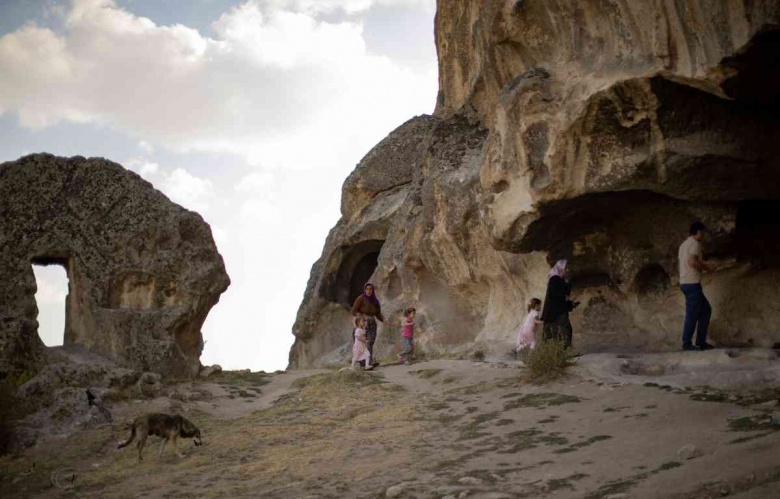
[352,316,372,370]
[515,298,542,353]
[397,308,416,365]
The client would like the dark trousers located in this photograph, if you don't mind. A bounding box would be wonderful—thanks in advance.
[680,283,711,347]
[365,317,377,365]
[542,313,572,348]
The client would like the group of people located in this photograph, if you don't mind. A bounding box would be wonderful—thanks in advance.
[350,222,716,369]
[515,221,716,354]
[350,283,415,370]
[514,259,581,354]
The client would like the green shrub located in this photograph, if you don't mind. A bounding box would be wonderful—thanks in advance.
[520,340,577,383]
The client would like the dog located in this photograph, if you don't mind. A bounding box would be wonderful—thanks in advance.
[117,413,202,462]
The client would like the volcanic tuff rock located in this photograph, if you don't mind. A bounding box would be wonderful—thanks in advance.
[0,154,230,379]
[290,1,780,368]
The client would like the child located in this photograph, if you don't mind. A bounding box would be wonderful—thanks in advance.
[352,316,372,370]
[516,298,542,353]
[398,308,416,365]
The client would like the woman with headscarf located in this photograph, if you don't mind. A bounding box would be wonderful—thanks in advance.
[541,260,579,348]
[351,282,385,369]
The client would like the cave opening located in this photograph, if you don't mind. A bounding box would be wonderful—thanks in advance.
[722,28,780,110]
[734,200,780,268]
[634,263,670,295]
[31,258,70,347]
[349,251,380,306]
[321,240,385,308]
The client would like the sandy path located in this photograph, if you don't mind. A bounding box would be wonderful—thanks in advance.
[4,354,780,498]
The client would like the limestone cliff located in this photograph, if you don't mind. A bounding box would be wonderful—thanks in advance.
[0,154,230,379]
[290,0,780,368]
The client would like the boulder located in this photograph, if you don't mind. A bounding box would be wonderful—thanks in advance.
[289,2,780,368]
[385,484,405,498]
[0,154,230,379]
[199,364,223,378]
[136,372,162,398]
[677,443,701,460]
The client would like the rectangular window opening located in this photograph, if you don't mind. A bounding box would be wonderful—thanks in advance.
[32,262,69,347]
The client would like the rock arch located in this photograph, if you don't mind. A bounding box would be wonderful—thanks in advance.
[0,154,230,379]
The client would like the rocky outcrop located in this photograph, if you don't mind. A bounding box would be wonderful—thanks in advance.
[290,1,780,368]
[0,154,230,379]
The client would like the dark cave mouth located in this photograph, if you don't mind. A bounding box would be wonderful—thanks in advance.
[321,240,385,309]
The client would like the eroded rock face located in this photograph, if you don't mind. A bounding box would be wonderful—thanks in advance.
[0,154,230,379]
[290,115,549,368]
[290,2,780,367]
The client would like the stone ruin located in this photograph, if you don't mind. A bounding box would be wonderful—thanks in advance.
[0,154,230,380]
[289,0,780,368]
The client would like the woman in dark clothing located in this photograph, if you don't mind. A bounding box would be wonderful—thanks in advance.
[351,282,385,368]
[541,260,579,348]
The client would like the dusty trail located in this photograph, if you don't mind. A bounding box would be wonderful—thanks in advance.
[3,352,780,498]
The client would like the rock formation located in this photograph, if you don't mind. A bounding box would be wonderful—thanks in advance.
[290,0,780,368]
[0,154,230,379]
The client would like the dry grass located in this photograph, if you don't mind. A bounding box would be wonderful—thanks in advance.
[1,369,421,498]
[520,339,577,383]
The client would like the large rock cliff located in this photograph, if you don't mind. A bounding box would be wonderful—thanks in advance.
[0,154,230,379]
[290,0,780,368]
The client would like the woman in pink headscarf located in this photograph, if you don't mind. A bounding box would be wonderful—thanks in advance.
[540,260,579,347]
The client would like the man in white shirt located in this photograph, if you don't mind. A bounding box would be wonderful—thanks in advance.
[678,222,716,351]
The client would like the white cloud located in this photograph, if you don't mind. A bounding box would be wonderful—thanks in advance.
[125,157,159,177]
[251,0,434,15]
[236,171,276,192]
[2,0,438,371]
[0,0,437,166]
[125,157,216,212]
[162,168,217,212]
[138,140,154,154]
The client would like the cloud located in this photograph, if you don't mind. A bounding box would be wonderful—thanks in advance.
[0,0,437,166]
[138,140,154,154]
[125,157,216,212]
[2,0,438,371]
[252,0,434,15]
[236,171,276,192]
[162,168,217,212]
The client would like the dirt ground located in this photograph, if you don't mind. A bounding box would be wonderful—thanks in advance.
[2,353,780,498]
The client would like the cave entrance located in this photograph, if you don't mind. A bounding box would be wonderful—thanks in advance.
[321,240,385,308]
[634,263,670,295]
[31,259,70,347]
[349,252,380,306]
[734,200,780,268]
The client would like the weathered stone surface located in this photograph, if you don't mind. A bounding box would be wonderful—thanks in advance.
[290,2,780,367]
[0,154,230,379]
[289,113,550,368]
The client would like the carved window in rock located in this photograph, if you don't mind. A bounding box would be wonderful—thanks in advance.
[31,258,70,347]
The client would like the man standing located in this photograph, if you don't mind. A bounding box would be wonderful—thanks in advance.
[678,222,716,351]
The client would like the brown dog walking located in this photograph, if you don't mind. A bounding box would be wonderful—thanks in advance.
[118,413,202,462]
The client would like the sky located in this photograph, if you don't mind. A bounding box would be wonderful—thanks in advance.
[3,0,438,371]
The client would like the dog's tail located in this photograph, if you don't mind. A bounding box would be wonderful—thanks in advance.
[117,423,136,449]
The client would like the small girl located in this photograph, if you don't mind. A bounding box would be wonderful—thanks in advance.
[352,316,372,370]
[397,308,416,365]
[515,298,542,353]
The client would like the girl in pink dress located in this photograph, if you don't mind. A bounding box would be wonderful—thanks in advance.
[515,298,542,353]
[352,316,371,370]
